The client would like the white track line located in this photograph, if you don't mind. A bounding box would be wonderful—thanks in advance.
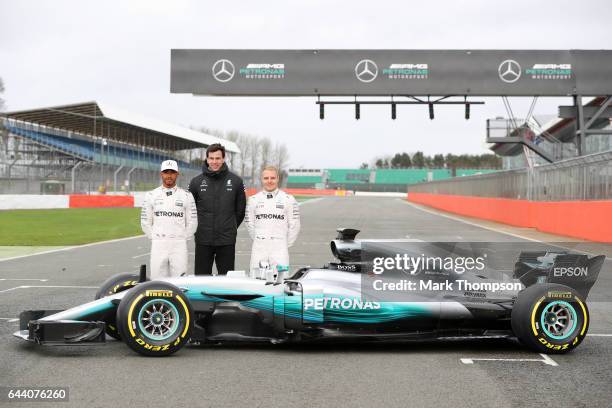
[0,318,19,322]
[298,197,326,206]
[403,200,553,243]
[0,234,146,263]
[0,285,98,294]
[402,200,611,260]
[461,353,558,366]
[587,334,612,337]
[0,278,48,282]
[132,253,150,259]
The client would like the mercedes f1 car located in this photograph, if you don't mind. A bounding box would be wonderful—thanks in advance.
[14,229,604,356]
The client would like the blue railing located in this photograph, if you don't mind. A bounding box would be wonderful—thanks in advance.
[6,124,200,172]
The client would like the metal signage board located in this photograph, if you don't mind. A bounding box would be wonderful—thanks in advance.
[171,49,612,97]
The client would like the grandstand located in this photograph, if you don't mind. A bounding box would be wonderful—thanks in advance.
[0,102,239,194]
[488,97,612,170]
[287,167,498,192]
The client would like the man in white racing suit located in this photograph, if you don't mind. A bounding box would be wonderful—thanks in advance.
[141,160,198,279]
[245,166,300,283]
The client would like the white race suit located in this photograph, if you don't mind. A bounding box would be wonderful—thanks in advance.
[141,185,198,279]
[245,189,301,278]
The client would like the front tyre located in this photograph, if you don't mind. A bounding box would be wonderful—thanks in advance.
[117,281,192,357]
[95,273,141,340]
[511,284,589,354]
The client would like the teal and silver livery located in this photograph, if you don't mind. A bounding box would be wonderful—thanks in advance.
[14,229,602,356]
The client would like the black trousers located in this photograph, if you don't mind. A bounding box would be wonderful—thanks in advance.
[194,244,235,275]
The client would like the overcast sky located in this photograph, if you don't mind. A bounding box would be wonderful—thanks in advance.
[1,0,610,168]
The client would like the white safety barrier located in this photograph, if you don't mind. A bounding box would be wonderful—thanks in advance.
[132,192,147,208]
[0,195,69,210]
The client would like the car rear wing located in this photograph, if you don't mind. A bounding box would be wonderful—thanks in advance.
[514,252,605,299]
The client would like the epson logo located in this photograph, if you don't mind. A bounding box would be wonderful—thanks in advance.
[553,267,588,277]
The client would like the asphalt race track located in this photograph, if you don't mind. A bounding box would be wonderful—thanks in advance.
[1,196,611,408]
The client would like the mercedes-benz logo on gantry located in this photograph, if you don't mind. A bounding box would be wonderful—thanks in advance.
[498,59,521,83]
[355,59,378,83]
[212,59,235,82]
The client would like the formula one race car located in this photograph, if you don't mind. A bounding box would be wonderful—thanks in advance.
[14,229,605,356]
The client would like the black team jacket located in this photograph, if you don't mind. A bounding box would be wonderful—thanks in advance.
[188,163,246,246]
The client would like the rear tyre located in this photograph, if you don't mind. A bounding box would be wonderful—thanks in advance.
[116,281,192,357]
[511,283,589,354]
[95,273,141,340]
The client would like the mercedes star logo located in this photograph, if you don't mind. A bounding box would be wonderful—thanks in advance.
[212,59,235,82]
[498,59,521,83]
[355,59,378,83]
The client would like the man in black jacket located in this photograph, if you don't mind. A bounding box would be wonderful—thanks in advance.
[188,143,246,275]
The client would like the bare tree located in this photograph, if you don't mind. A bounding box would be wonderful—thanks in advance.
[225,130,247,176]
[225,130,239,144]
[0,77,6,157]
[248,135,260,187]
[239,134,251,178]
[273,142,290,186]
[195,125,225,138]
[191,126,226,162]
[0,77,5,112]
[189,123,292,187]
[258,137,272,170]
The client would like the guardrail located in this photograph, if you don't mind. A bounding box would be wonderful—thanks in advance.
[408,150,612,201]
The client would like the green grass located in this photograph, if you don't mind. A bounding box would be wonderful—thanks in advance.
[294,195,319,202]
[0,199,321,246]
[0,208,143,246]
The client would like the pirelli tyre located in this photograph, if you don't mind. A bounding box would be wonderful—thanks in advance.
[95,273,141,340]
[116,281,192,357]
[512,283,589,354]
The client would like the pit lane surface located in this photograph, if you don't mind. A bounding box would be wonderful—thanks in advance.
[1,196,610,408]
